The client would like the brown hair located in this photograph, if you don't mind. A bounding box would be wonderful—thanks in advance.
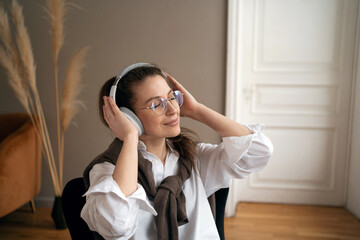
[99,64,199,170]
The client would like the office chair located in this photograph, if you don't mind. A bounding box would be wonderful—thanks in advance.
[62,177,229,240]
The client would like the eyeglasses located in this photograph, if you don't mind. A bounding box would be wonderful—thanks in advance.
[135,90,184,116]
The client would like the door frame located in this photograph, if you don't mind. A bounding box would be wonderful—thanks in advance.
[224,0,360,217]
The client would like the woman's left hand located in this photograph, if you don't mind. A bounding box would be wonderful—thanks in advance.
[165,72,201,118]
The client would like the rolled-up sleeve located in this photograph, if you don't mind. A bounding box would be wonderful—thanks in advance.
[80,162,157,240]
[196,123,273,197]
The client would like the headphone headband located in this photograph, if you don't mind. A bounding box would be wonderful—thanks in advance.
[113,62,154,87]
[110,62,157,105]
[117,62,154,82]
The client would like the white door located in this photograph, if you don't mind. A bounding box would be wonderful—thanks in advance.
[225,0,359,216]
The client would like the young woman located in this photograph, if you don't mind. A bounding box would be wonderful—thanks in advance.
[81,63,273,240]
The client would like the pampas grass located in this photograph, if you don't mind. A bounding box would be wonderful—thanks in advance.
[0,47,29,111]
[0,7,28,108]
[11,0,36,91]
[44,0,66,188]
[0,0,88,196]
[59,46,89,186]
[0,8,23,77]
[61,47,88,132]
[45,0,66,62]
[0,3,61,195]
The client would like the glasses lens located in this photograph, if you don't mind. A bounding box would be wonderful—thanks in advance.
[168,92,179,108]
[174,90,183,107]
[151,98,166,115]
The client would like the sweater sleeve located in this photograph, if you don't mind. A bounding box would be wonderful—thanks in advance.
[80,162,157,240]
[196,123,273,197]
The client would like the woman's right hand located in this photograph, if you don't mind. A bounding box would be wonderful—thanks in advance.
[103,96,138,141]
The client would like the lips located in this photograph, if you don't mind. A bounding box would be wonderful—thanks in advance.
[164,118,179,126]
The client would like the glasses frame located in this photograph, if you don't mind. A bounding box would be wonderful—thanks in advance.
[135,90,184,116]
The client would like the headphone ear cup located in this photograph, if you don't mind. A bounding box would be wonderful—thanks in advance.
[119,107,144,136]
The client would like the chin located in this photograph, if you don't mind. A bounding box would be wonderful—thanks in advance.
[170,127,181,137]
[163,126,181,138]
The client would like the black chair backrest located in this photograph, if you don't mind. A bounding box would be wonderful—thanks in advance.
[62,177,94,240]
[215,187,229,240]
[62,177,228,240]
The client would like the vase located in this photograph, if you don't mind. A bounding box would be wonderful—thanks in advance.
[51,196,67,229]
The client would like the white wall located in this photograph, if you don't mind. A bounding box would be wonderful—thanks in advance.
[346,40,360,219]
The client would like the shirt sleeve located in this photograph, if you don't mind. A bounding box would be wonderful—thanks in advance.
[80,162,157,240]
[196,123,273,197]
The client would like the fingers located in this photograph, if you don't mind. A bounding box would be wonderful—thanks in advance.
[103,96,115,121]
[103,100,111,126]
[165,72,178,84]
[103,96,128,123]
[165,72,185,92]
[103,105,111,126]
[107,96,119,113]
[105,96,119,114]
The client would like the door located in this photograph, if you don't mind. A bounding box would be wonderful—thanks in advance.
[225,0,359,216]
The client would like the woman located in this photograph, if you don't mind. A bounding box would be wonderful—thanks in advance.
[81,63,273,240]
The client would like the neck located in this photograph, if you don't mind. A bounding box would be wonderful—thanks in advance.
[140,137,167,165]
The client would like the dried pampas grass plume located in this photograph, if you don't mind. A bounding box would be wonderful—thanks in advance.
[59,46,89,185]
[10,0,36,91]
[61,47,89,132]
[0,7,23,77]
[0,47,29,112]
[0,7,27,108]
[44,0,66,62]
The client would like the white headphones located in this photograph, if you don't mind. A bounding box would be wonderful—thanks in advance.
[109,63,157,136]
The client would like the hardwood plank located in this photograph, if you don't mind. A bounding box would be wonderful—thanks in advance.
[224,203,360,240]
[0,204,70,240]
[0,202,359,239]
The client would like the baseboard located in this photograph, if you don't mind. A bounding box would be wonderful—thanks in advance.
[34,196,54,207]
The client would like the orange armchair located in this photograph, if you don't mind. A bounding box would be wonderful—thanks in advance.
[0,113,42,217]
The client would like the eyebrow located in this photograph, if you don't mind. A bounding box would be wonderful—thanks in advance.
[145,89,173,104]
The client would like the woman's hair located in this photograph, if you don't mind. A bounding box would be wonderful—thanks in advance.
[99,65,199,170]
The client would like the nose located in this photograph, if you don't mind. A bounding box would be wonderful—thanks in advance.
[165,99,178,116]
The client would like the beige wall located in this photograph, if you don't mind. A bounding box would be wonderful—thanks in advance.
[0,0,227,205]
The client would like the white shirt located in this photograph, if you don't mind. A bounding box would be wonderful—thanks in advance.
[81,124,273,240]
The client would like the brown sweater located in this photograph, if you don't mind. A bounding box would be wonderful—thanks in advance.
[83,138,216,240]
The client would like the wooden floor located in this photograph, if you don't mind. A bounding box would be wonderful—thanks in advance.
[0,204,70,240]
[225,203,360,240]
[0,202,359,239]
